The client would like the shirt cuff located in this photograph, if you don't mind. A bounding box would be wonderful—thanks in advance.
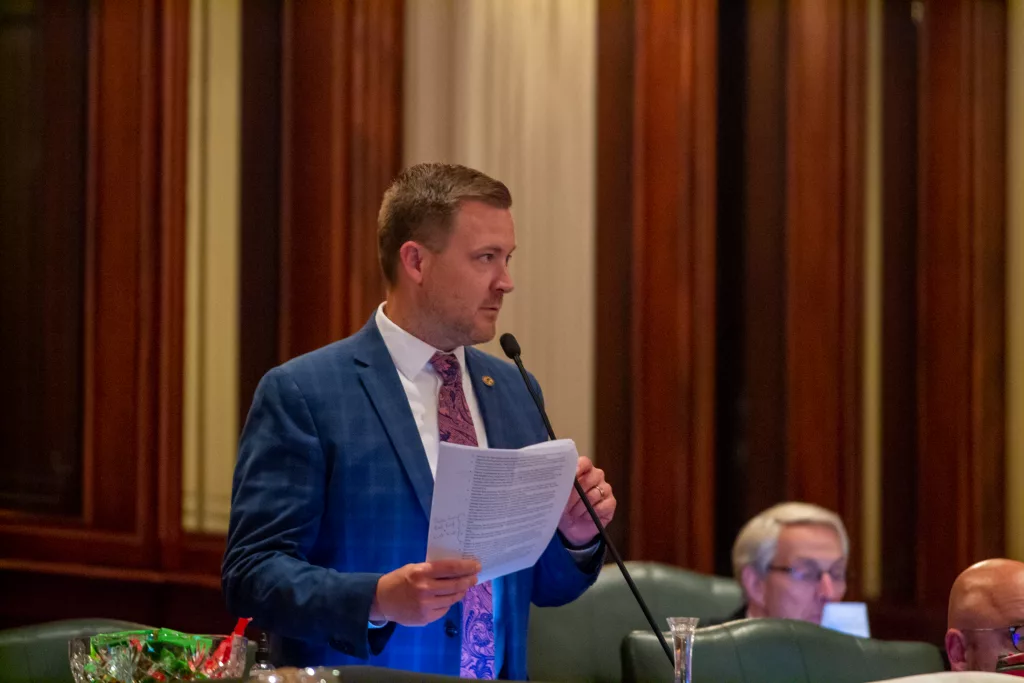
[367,619,389,629]
[565,536,602,562]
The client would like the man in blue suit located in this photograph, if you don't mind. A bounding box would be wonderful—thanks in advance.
[222,163,617,678]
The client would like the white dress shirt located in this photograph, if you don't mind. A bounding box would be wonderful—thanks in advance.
[374,303,489,476]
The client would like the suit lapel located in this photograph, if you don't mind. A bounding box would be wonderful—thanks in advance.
[353,320,434,519]
[466,348,511,449]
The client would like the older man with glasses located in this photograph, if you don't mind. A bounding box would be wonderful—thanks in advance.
[723,502,849,625]
[945,559,1024,672]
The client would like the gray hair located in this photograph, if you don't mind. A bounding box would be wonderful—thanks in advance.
[731,502,849,582]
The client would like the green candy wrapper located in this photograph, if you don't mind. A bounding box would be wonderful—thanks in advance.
[69,628,246,682]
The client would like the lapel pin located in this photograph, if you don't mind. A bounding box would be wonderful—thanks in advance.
[482,375,495,387]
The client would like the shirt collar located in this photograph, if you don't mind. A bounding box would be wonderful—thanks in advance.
[375,302,467,382]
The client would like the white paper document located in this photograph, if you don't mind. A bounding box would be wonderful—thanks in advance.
[426,439,579,583]
[821,602,871,638]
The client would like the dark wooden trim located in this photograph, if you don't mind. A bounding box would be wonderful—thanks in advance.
[0,571,231,634]
[629,0,717,572]
[839,0,866,600]
[594,0,635,556]
[156,0,190,573]
[239,0,282,419]
[880,0,919,604]
[915,0,1006,606]
[36,0,89,518]
[0,559,220,590]
[739,0,788,540]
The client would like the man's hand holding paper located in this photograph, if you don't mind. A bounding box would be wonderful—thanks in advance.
[558,455,617,547]
[427,439,591,582]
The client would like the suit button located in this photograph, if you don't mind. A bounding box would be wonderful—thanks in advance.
[444,619,458,638]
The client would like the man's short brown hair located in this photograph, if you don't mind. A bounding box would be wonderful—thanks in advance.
[377,163,512,284]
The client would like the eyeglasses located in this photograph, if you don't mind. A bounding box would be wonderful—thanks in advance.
[767,563,848,585]
[960,624,1022,652]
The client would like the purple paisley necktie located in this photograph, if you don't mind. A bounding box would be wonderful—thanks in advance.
[429,352,495,680]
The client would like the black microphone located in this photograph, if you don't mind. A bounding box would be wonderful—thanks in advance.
[499,333,674,666]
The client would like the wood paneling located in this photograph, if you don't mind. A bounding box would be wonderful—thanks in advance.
[741,0,788,526]
[880,0,919,605]
[783,0,865,594]
[0,1,88,517]
[629,0,717,572]
[916,0,1006,606]
[595,0,635,556]
[0,570,230,634]
[278,0,402,360]
[784,0,864,514]
[0,0,170,566]
[239,0,282,424]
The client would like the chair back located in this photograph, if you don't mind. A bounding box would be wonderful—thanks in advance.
[528,562,744,683]
[622,619,945,683]
[0,618,151,683]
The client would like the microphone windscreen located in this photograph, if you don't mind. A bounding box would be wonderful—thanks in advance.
[499,333,521,359]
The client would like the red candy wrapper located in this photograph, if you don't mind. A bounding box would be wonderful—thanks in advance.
[205,617,252,674]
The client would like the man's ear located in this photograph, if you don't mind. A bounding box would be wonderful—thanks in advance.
[397,241,428,285]
[945,628,968,671]
[741,565,766,613]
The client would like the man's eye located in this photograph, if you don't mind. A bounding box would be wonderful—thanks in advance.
[480,254,494,262]
[791,566,818,581]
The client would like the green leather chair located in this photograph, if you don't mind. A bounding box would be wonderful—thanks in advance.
[0,618,151,683]
[622,619,946,683]
[528,562,744,683]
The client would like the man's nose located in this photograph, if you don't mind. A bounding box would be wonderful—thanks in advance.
[496,265,515,293]
[818,573,839,600]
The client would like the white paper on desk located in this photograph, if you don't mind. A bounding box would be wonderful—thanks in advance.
[426,439,578,583]
[821,602,871,638]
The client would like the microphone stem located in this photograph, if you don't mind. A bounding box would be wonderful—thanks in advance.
[509,355,675,667]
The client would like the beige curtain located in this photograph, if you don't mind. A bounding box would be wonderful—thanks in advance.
[182,0,241,534]
[404,0,598,461]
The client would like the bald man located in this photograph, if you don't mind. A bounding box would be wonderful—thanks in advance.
[945,559,1024,671]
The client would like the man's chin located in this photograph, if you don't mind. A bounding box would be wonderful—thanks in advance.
[469,323,497,346]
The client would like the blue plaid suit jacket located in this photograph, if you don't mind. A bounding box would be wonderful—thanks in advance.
[222,316,601,677]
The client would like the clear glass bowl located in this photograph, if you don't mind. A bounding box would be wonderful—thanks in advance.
[69,629,247,682]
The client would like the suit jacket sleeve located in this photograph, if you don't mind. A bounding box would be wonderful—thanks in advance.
[530,530,604,607]
[522,376,605,606]
[221,367,395,659]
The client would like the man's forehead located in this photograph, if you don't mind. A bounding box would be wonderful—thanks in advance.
[774,524,843,557]
[451,203,515,238]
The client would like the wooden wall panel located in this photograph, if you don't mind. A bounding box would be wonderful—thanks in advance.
[278,0,401,360]
[595,0,635,555]
[784,0,864,518]
[239,0,282,427]
[0,0,176,568]
[782,0,865,595]
[880,0,919,605]
[629,0,717,572]
[916,0,1006,606]
[741,0,787,531]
